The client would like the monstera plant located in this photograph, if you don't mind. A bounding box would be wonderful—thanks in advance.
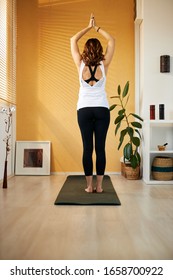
[110,81,143,171]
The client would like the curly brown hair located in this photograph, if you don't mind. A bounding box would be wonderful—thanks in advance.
[81,38,104,66]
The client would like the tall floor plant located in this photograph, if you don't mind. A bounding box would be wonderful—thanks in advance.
[110,81,143,169]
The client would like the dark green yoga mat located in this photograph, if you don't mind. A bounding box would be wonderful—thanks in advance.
[54,175,121,206]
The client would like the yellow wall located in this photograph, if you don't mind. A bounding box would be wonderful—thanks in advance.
[16,0,135,173]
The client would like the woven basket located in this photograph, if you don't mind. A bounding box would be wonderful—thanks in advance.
[121,162,126,177]
[152,156,173,180]
[120,157,130,177]
[124,165,140,180]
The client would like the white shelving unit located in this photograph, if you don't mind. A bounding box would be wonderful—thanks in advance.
[142,120,173,185]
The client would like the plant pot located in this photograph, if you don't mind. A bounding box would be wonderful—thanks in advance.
[121,162,126,177]
[120,157,130,177]
[124,164,140,180]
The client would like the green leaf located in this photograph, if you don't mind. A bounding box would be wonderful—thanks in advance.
[122,81,129,98]
[118,109,125,115]
[119,128,127,141]
[130,155,138,169]
[135,129,142,139]
[115,122,121,136]
[114,115,124,124]
[124,95,130,108]
[118,85,121,95]
[123,143,132,160]
[118,139,123,150]
[130,113,143,122]
[127,127,134,139]
[118,129,127,150]
[132,137,140,147]
[135,151,141,165]
[117,140,122,150]
[131,121,142,128]
[118,137,124,150]
[109,104,117,111]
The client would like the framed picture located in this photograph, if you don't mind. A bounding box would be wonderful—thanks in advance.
[15,141,51,175]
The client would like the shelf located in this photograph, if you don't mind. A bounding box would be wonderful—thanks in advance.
[142,120,173,185]
[144,120,173,124]
[150,124,173,151]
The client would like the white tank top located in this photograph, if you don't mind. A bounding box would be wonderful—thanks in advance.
[77,61,109,110]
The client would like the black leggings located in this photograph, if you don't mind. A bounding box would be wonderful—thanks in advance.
[77,107,110,176]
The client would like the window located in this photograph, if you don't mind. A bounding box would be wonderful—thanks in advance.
[0,0,16,105]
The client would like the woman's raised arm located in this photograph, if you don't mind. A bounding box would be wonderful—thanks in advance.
[70,14,94,68]
[93,19,115,67]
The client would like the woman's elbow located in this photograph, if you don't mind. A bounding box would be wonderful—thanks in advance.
[70,36,77,43]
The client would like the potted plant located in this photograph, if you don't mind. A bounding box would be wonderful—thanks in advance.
[110,81,143,179]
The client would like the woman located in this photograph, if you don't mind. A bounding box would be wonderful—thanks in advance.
[70,14,115,193]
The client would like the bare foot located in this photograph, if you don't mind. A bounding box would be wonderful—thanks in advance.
[96,175,104,193]
[85,176,93,193]
[85,187,93,193]
[96,187,103,193]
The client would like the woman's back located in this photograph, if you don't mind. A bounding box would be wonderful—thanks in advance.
[82,64,103,87]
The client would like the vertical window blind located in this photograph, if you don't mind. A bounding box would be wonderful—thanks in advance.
[0,0,16,105]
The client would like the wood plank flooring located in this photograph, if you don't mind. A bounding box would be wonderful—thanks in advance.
[0,174,173,260]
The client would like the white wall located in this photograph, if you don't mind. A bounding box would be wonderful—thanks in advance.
[138,0,173,120]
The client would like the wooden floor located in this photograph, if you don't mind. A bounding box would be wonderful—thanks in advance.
[0,174,173,260]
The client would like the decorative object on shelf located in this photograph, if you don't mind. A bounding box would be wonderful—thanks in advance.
[15,141,51,175]
[160,55,170,73]
[157,143,168,151]
[159,104,165,120]
[142,120,173,185]
[0,106,15,188]
[150,105,155,120]
[110,81,143,180]
[151,156,173,181]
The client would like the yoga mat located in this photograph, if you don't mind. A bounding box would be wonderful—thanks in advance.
[54,175,121,205]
